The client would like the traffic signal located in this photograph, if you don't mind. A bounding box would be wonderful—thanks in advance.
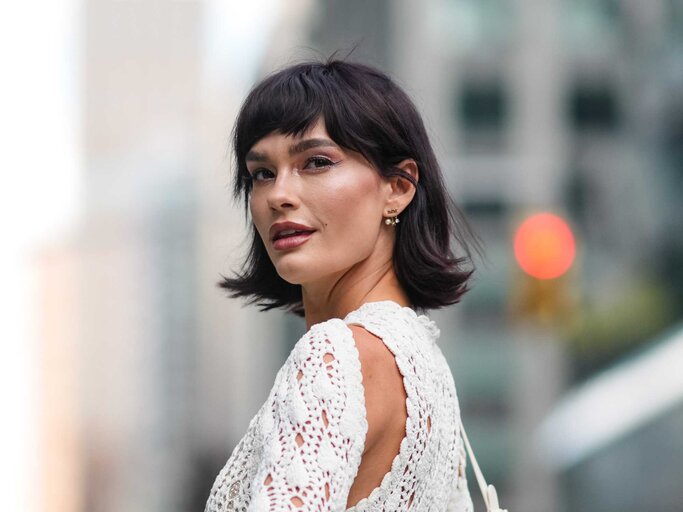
[514,212,575,280]
[509,212,578,327]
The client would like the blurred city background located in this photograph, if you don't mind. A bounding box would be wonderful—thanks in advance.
[2,0,682,511]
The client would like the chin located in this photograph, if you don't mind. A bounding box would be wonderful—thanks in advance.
[276,272,305,285]
[272,262,310,285]
[274,257,333,286]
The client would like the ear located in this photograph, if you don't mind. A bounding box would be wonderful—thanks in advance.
[383,158,419,216]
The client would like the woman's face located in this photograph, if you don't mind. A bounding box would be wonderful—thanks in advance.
[246,117,391,286]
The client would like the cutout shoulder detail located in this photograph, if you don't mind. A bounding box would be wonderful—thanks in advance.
[345,323,409,508]
[340,315,415,511]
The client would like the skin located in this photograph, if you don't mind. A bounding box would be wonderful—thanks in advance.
[246,116,419,508]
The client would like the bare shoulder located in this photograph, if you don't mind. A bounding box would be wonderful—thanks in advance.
[347,324,407,454]
[347,324,394,365]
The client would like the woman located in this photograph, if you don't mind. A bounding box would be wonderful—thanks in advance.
[205,58,483,511]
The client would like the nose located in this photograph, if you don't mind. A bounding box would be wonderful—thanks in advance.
[266,168,300,212]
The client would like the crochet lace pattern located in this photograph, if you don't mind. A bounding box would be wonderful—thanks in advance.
[205,300,473,511]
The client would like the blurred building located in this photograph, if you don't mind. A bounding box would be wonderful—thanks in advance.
[537,321,683,511]
[77,2,204,510]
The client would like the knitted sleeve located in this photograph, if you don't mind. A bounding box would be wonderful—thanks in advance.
[247,318,369,511]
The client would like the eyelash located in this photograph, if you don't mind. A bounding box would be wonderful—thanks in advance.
[247,156,337,182]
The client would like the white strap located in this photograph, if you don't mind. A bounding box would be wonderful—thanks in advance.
[459,419,508,512]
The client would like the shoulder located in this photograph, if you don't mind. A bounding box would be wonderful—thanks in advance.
[347,324,401,382]
[300,320,400,379]
[288,320,387,389]
[284,319,405,456]
[293,319,404,390]
[293,319,405,408]
[291,318,358,366]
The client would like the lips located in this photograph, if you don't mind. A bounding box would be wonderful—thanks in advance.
[269,221,316,242]
[274,229,315,241]
[272,231,314,250]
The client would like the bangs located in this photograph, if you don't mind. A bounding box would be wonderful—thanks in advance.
[237,70,326,151]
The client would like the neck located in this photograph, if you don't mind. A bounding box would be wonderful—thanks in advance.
[301,259,410,330]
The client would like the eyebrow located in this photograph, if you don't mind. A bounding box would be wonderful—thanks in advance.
[245,138,340,162]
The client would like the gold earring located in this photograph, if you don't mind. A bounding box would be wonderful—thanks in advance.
[384,209,400,226]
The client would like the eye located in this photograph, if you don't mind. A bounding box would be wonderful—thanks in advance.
[304,156,336,170]
[250,168,275,182]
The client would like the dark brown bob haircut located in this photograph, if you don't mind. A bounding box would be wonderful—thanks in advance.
[218,57,484,317]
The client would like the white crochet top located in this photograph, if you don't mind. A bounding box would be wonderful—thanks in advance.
[205,300,474,511]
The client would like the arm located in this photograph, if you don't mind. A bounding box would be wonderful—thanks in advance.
[247,319,368,511]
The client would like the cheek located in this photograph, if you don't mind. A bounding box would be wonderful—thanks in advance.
[314,171,382,243]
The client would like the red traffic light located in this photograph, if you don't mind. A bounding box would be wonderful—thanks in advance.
[514,212,576,280]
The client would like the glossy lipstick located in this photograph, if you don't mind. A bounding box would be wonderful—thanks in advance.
[272,231,314,250]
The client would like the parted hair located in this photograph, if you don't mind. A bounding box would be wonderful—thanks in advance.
[218,56,484,317]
